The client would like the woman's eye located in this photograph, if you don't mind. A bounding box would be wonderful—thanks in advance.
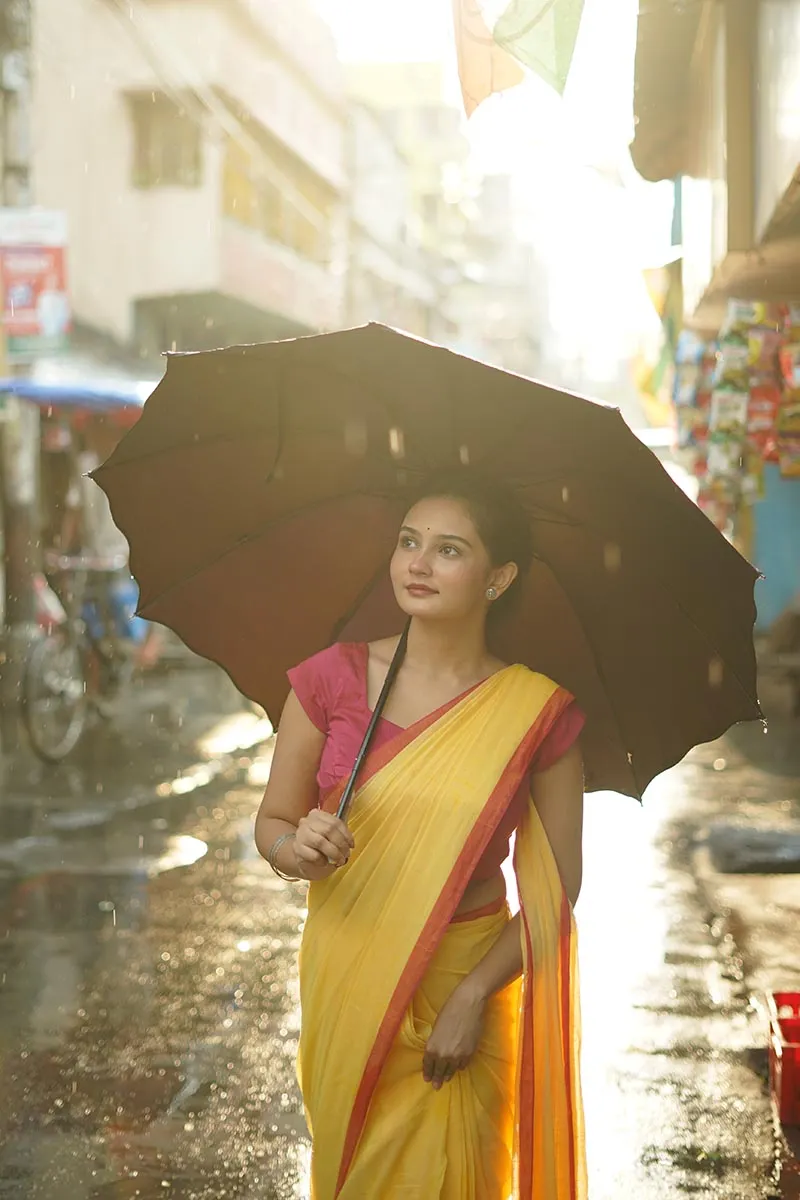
[440,544,460,557]
[399,536,416,549]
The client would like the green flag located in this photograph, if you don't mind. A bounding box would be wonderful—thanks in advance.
[493,0,585,95]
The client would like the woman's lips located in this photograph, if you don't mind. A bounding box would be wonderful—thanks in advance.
[406,584,437,596]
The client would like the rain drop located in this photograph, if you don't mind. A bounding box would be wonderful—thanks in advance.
[708,657,724,688]
[389,426,405,460]
[603,543,622,572]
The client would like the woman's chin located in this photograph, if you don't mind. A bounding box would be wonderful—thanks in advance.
[396,593,441,617]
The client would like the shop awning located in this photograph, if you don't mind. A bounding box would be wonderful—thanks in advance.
[0,377,156,412]
[631,0,705,183]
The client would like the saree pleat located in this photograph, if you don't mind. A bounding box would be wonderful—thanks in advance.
[297,666,586,1199]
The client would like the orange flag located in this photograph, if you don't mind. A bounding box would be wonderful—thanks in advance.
[451,0,525,117]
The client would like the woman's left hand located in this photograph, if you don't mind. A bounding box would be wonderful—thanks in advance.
[422,986,486,1090]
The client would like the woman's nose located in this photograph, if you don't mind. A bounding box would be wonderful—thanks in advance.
[409,549,433,575]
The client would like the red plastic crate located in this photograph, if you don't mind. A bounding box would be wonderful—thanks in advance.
[768,991,800,1126]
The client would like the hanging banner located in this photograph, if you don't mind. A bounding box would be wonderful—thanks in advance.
[0,209,71,362]
[452,0,585,117]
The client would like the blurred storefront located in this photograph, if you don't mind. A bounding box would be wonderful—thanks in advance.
[631,0,800,632]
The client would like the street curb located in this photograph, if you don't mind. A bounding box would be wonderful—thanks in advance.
[692,839,800,1200]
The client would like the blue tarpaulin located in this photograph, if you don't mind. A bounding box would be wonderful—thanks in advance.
[0,377,156,411]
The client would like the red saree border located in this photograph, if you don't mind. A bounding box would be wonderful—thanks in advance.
[516,868,578,1198]
[516,893,536,1192]
[333,684,573,1197]
[560,892,578,1200]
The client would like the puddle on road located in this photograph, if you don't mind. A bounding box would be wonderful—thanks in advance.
[578,780,773,1199]
[0,788,309,1200]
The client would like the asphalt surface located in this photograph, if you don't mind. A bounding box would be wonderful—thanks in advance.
[0,717,794,1199]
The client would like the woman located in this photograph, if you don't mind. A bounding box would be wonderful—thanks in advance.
[255,471,586,1199]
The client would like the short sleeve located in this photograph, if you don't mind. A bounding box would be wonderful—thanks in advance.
[532,700,585,772]
[287,644,344,734]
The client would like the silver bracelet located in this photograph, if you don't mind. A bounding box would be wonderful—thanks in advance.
[267,832,303,882]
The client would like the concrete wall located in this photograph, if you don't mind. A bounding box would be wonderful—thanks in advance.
[754,467,800,630]
[680,5,729,316]
[756,0,800,239]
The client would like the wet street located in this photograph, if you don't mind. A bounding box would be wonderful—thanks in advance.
[0,737,785,1199]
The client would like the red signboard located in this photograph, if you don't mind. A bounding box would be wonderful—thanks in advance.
[0,209,71,361]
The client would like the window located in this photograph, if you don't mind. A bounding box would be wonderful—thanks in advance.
[222,133,332,262]
[130,93,203,189]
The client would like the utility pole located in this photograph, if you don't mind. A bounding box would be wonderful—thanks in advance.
[0,0,37,758]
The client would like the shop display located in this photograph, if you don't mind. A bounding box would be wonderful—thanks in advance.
[672,298,799,536]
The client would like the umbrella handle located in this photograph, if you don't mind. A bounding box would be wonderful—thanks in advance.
[336,620,409,822]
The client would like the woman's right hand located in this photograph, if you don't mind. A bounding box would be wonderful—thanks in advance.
[293,809,354,880]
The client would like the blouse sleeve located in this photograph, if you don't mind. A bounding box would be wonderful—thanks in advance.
[532,700,585,772]
[286,644,342,734]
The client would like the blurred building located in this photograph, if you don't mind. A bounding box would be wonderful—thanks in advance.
[346,62,479,348]
[447,173,548,377]
[631,0,800,334]
[346,64,546,376]
[345,103,437,338]
[31,0,348,359]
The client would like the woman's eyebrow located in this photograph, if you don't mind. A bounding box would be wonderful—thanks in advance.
[400,525,472,547]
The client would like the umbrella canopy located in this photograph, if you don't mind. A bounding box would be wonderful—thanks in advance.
[94,324,761,799]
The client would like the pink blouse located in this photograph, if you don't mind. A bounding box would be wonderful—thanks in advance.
[287,642,584,880]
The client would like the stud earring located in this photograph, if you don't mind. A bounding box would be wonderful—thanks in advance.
[486,587,497,601]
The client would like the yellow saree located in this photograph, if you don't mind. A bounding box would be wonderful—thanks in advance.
[298,666,586,1199]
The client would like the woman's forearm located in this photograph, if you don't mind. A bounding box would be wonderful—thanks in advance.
[456,914,523,1004]
[254,816,298,871]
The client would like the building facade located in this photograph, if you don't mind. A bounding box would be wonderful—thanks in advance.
[345,103,437,338]
[31,0,348,358]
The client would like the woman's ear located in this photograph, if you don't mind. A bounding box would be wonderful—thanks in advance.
[490,561,519,599]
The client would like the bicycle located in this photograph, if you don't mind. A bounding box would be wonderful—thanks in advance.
[22,550,142,762]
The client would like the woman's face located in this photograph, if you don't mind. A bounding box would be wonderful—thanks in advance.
[390,495,515,621]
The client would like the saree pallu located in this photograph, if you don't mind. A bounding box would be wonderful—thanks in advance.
[298,666,586,1199]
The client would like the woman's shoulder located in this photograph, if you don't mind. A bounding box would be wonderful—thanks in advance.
[286,642,367,731]
[291,640,366,680]
[512,663,571,694]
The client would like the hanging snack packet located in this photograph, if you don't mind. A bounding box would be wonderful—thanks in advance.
[721,298,780,337]
[747,327,782,374]
[707,438,744,479]
[783,303,800,335]
[710,387,749,437]
[747,382,782,436]
[713,339,750,388]
[776,397,800,478]
[779,342,800,389]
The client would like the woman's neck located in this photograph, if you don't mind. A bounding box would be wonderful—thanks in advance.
[403,616,490,681]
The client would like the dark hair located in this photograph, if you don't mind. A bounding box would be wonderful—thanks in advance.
[410,469,533,618]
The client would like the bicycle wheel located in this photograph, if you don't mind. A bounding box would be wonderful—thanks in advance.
[22,628,88,762]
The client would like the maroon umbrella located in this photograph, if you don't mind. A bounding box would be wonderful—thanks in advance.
[93,324,761,798]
